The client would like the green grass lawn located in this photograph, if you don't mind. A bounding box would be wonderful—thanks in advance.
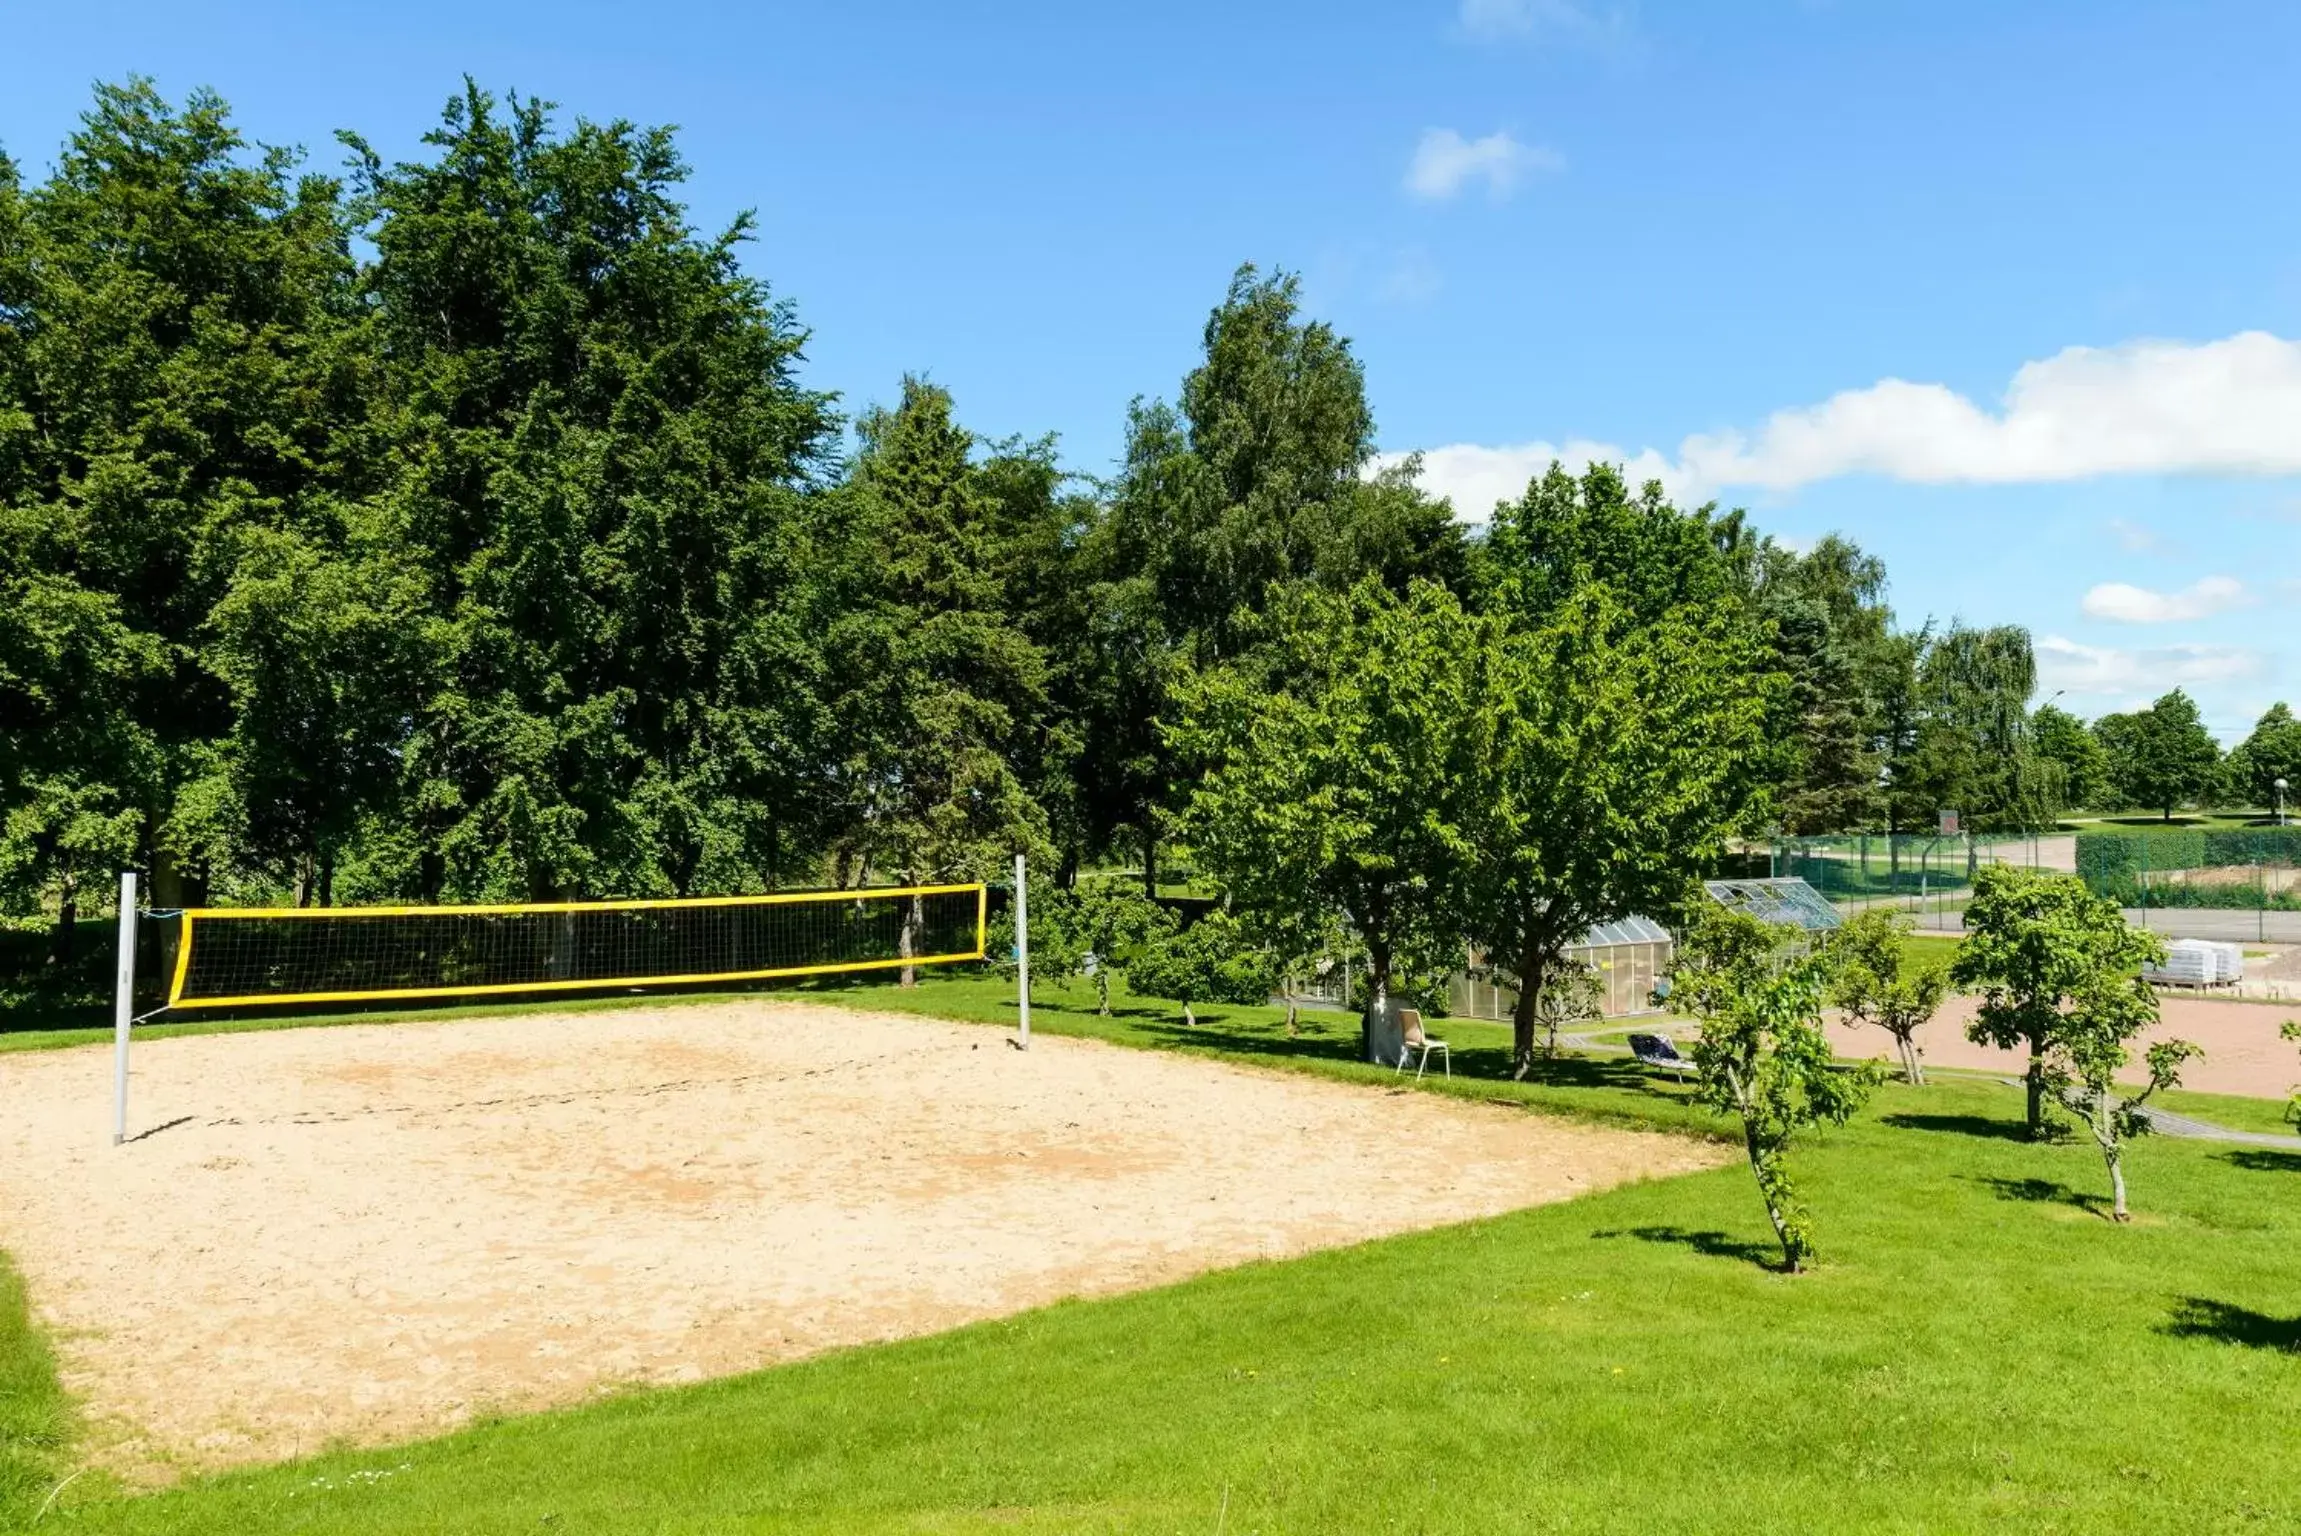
[2062,814,2282,835]
[0,1253,70,1529]
[7,971,2297,1532]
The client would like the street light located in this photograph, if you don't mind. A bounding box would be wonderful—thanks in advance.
[2278,777,2290,828]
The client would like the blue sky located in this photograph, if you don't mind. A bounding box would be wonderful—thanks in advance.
[6,0,2297,739]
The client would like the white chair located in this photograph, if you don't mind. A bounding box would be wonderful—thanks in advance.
[1395,1008,1450,1079]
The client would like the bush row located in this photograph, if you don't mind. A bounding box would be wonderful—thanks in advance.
[2076,827,2301,904]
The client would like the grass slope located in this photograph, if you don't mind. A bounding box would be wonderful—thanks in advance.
[0,1252,72,1529]
[24,974,2301,1534]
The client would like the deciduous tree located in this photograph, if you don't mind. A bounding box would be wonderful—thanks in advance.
[1676,908,1881,1272]
[2048,991,2198,1222]
[1174,580,1481,1048]
[1823,909,1949,1085]
[2033,703,2111,813]
[1953,866,2166,1138]
[1465,589,1776,1076]
[2228,704,2301,814]
[2103,689,2221,821]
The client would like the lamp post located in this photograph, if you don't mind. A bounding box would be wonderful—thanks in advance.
[2278,777,2289,828]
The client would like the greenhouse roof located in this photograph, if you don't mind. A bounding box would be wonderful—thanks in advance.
[1573,915,1673,949]
[1701,877,1844,932]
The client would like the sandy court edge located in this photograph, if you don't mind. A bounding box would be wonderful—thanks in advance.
[0,1000,1727,1482]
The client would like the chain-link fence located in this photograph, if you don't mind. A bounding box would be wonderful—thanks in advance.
[1769,833,2074,932]
[2074,828,2301,945]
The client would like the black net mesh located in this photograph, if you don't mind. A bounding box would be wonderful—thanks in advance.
[169,887,984,1008]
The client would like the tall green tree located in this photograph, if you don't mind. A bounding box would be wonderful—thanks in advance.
[828,377,1051,977]
[1084,267,1464,891]
[200,524,432,905]
[2103,689,2221,821]
[1174,580,1483,1038]
[2032,703,2111,813]
[1469,460,1778,1068]
[1465,588,1777,1074]
[1747,534,1901,834]
[2227,703,2301,814]
[0,80,373,918]
[1900,624,2057,830]
[351,84,841,901]
[1479,460,1752,630]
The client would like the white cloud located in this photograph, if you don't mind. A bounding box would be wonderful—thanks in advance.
[2035,635,2265,700]
[1376,247,1443,306]
[1381,439,1681,521]
[1405,129,1563,203]
[1394,331,2301,502]
[1458,0,1629,48]
[2079,576,2254,624]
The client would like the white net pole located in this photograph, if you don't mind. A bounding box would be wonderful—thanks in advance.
[112,870,136,1146]
[1013,853,1031,1050]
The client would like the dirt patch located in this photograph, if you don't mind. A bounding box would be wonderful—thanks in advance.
[0,1001,1722,1481]
[1828,993,2301,1098]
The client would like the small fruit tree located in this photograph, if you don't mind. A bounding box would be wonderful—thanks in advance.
[1823,909,1950,1085]
[1676,908,1882,1273]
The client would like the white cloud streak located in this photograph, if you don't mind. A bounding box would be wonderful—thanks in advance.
[1404,129,1562,203]
[2035,635,2266,700]
[1392,331,2301,513]
[2079,576,2255,624]
[1458,0,1629,48]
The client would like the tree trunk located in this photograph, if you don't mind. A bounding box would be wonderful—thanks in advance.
[1360,963,1396,1064]
[1748,1142,1799,1272]
[2080,1089,2131,1221]
[151,846,189,910]
[318,848,335,909]
[52,883,77,966]
[2024,1046,2048,1138]
[899,891,920,988]
[1141,829,1158,900]
[1509,934,1547,1078]
[1898,1032,1926,1087]
[1096,968,1111,1016]
[1730,1068,1801,1272]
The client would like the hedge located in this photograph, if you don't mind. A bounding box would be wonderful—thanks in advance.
[2076,827,2301,905]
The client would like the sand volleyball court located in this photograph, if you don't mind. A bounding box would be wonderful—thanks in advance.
[0,1001,1721,1479]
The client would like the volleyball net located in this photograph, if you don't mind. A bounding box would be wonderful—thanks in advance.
[161,883,988,1010]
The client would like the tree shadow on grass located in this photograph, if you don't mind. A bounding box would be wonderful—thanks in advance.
[2219,1149,2301,1175]
[2163,1297,2301,1354]
[1129,1022,1695,1107]
[1972,1175,2110,1218]
[1133,1020,1363,1065]
[1882,1112,2032,1143]
[1591,1224,1782,1271]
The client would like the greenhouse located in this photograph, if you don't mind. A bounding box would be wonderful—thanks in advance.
[1700,876,1844,932]
[1443,914,1676,1022]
